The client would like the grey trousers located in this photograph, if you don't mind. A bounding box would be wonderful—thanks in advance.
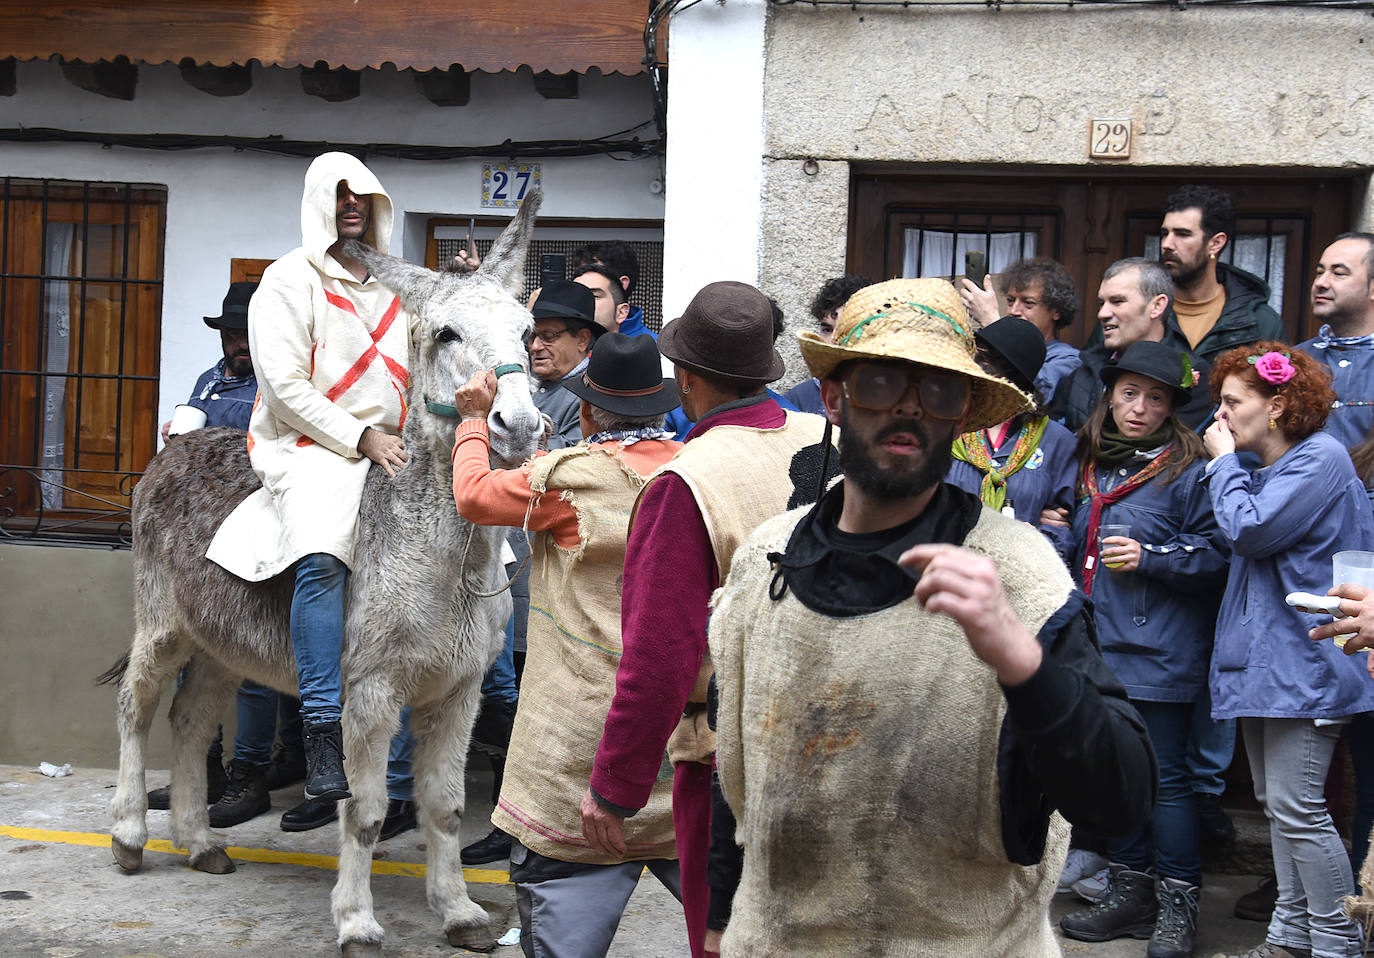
[1243,716,1362,958]
[511,840,682,958]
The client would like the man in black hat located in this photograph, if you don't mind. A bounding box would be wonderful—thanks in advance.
[528,279,603,449]
[580,281,832,958]
[160,281,260,440]
[450,333,685,956]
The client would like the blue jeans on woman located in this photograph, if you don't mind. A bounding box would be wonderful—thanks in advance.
[1109,700,1202,884]
[290,553,348,725]
[1244,716,1362,958]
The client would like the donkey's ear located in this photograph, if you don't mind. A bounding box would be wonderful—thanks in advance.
[477,189,542,295]
[342,241,441,311]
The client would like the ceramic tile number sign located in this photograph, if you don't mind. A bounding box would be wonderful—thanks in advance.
[1089,119,1132,160]
[482,163,541,209]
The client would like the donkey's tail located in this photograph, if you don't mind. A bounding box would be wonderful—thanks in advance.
[95,651,130,687]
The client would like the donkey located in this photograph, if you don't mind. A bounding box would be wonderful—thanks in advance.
[102,194,545,956]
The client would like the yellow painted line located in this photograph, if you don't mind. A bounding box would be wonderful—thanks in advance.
[0,825,509,884]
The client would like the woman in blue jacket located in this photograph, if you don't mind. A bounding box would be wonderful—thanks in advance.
[946,316,1078,561]
[1203,342,1374,958]
[1059,341,1228,958]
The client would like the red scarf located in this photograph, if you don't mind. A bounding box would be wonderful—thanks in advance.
[1079,447,1175,595]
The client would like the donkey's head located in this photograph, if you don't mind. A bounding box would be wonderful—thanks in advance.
[343,192,544,467]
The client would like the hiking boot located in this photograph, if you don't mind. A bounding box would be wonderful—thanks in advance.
[1209,943,1310,958]
[1149,876,1199,958]
[207,759,271,828]
[1233,875,1278,922]
[461,827,512,865]
[147,751,228,810]
[1197,792,1237,845]
[471,699,516,758]
[379,799,417,842]
[1059,849,1110,894]
[1060,864,1158,942]
[302,720,350,801]
[280,795,338,832]
[263,744,306,792]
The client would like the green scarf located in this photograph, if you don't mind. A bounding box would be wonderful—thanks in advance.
[951,416,1049,512]
[1095,425,1173,466]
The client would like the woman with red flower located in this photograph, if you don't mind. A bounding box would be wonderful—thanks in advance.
[1203,341,1374,958]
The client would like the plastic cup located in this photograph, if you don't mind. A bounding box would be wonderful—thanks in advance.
[1332,551,1374,647]
[168,403,208,437]
[1100,523,1131,571]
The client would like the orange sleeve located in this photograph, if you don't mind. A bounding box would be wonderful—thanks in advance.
[451,419,580,547]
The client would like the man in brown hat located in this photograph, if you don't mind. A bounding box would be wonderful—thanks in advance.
[451,332,685,957]
[705,278,1155,955]
[580,281,831,958]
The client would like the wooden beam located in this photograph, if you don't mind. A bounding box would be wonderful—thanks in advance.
[0,58,14,97]
[300,61,359,102]
[413,66,470,107]
[59,55,136,100]
[533,70,579,100]
[177,58,251,97]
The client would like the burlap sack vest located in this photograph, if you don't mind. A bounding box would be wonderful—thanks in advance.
[641,411,829,766]
[712,507,1073,957]
[492,444,676,865]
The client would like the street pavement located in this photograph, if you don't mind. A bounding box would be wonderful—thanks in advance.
[0,761,1350,957]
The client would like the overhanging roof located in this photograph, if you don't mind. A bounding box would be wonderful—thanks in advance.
[0,0,651,75]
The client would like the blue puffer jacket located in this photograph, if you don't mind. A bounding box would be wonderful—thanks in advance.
[1071,455,1229,703]
[1205,431,1374,720]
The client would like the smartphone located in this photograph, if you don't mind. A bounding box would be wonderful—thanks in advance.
[964,250,987,286]
[463,217,475,255]
[539,253,567,289]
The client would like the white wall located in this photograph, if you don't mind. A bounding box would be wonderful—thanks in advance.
[659,0,767,323]
[0,59,665,434]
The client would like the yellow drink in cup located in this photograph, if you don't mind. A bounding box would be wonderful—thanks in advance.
[1100,524,1131,571]
[1332,551,1374,647]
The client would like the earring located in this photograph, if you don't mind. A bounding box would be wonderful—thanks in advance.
[1268,416,1277,431]
[681,384,690,394]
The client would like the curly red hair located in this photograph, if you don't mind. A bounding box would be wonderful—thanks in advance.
[1209,340,1334,439]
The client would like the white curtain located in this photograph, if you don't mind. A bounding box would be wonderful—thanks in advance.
[902,229,1037,279]
[39,224,74,510]
[1143,234,1285,314]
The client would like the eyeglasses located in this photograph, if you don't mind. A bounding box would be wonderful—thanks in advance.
[842,361,971,420]
[526,326,573,346]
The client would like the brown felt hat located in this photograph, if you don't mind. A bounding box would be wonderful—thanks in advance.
[798,277,1033,432]
[658,281,786,384]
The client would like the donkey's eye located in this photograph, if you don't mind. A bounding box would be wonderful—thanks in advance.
[435,326,460,344]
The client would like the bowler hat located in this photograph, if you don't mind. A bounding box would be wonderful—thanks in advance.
[798,277,1033,432]
[658,281,785,384]
[1099,340,1195,407]
[975,317,1046,394]
[204,281,259,330]
[532,280,599,336]
[561,332,681,417]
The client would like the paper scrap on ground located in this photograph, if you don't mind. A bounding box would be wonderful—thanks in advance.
[38,763,72,778]
[498,927,521,946]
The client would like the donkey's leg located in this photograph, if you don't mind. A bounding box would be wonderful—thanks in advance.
[170,653,240,874]
[111,628,188,872]
[414,677,492,952]
[332,686,399,957]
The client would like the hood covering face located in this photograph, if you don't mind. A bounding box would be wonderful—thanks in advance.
[300,152,394,274]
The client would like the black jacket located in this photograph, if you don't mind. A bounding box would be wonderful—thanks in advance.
[1191,262,1286,363]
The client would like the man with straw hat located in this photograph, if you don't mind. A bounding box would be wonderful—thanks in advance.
[580,281,832,958]
[705,277,1156,956]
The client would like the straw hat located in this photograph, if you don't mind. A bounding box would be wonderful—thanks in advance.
[798,277,1033,432]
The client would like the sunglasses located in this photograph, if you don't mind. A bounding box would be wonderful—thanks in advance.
[841,361,971,420]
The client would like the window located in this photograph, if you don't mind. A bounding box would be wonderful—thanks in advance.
[0,179,165,545]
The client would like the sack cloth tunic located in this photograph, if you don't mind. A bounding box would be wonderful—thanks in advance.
[208,153,416,580]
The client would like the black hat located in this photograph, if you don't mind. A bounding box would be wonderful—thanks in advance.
[1100,340,1195,407]
[658,281,785,384]
[532,280,599,335]
[204,281,259,331]
[975,317,1046,394]
[561,332,681,417]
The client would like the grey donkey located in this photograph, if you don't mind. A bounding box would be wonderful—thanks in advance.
[100,193,546,956]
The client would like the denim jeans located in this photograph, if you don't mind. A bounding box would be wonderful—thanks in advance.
[1343,712,1374,877]
[233,680,278,766]
[1110,700,1202,884]
[480,615,520,707]
[386,706,414,802]
[1187,686,1236,796]
[289,553,348,725]
[1243,716,1362,958]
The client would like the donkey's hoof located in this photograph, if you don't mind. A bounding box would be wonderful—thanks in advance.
[445,924,495,952]
[340,941,383,958]
[188,847,235,874]
[111,838,143,872]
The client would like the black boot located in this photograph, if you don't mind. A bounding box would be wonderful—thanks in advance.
[1197,792,1237,845]
[471,699,516,759]
[263,744,306,791]
[1060,864,1158,942]
[379,799,417,842]
[208,759,271,828]
[280,795,339,832]
[302,720,350,801]
[1148,877,1199,958]
[461,827,512,865]
[147,751,228,810]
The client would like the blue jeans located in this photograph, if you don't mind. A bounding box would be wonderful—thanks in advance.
[233,680,278,766]
[1188,686,1236,796]
[1244,716,1361,958]
[289,553,347,725]
[480,616,520,707]
[386,707,414,802]
[1110,700,1202,884]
